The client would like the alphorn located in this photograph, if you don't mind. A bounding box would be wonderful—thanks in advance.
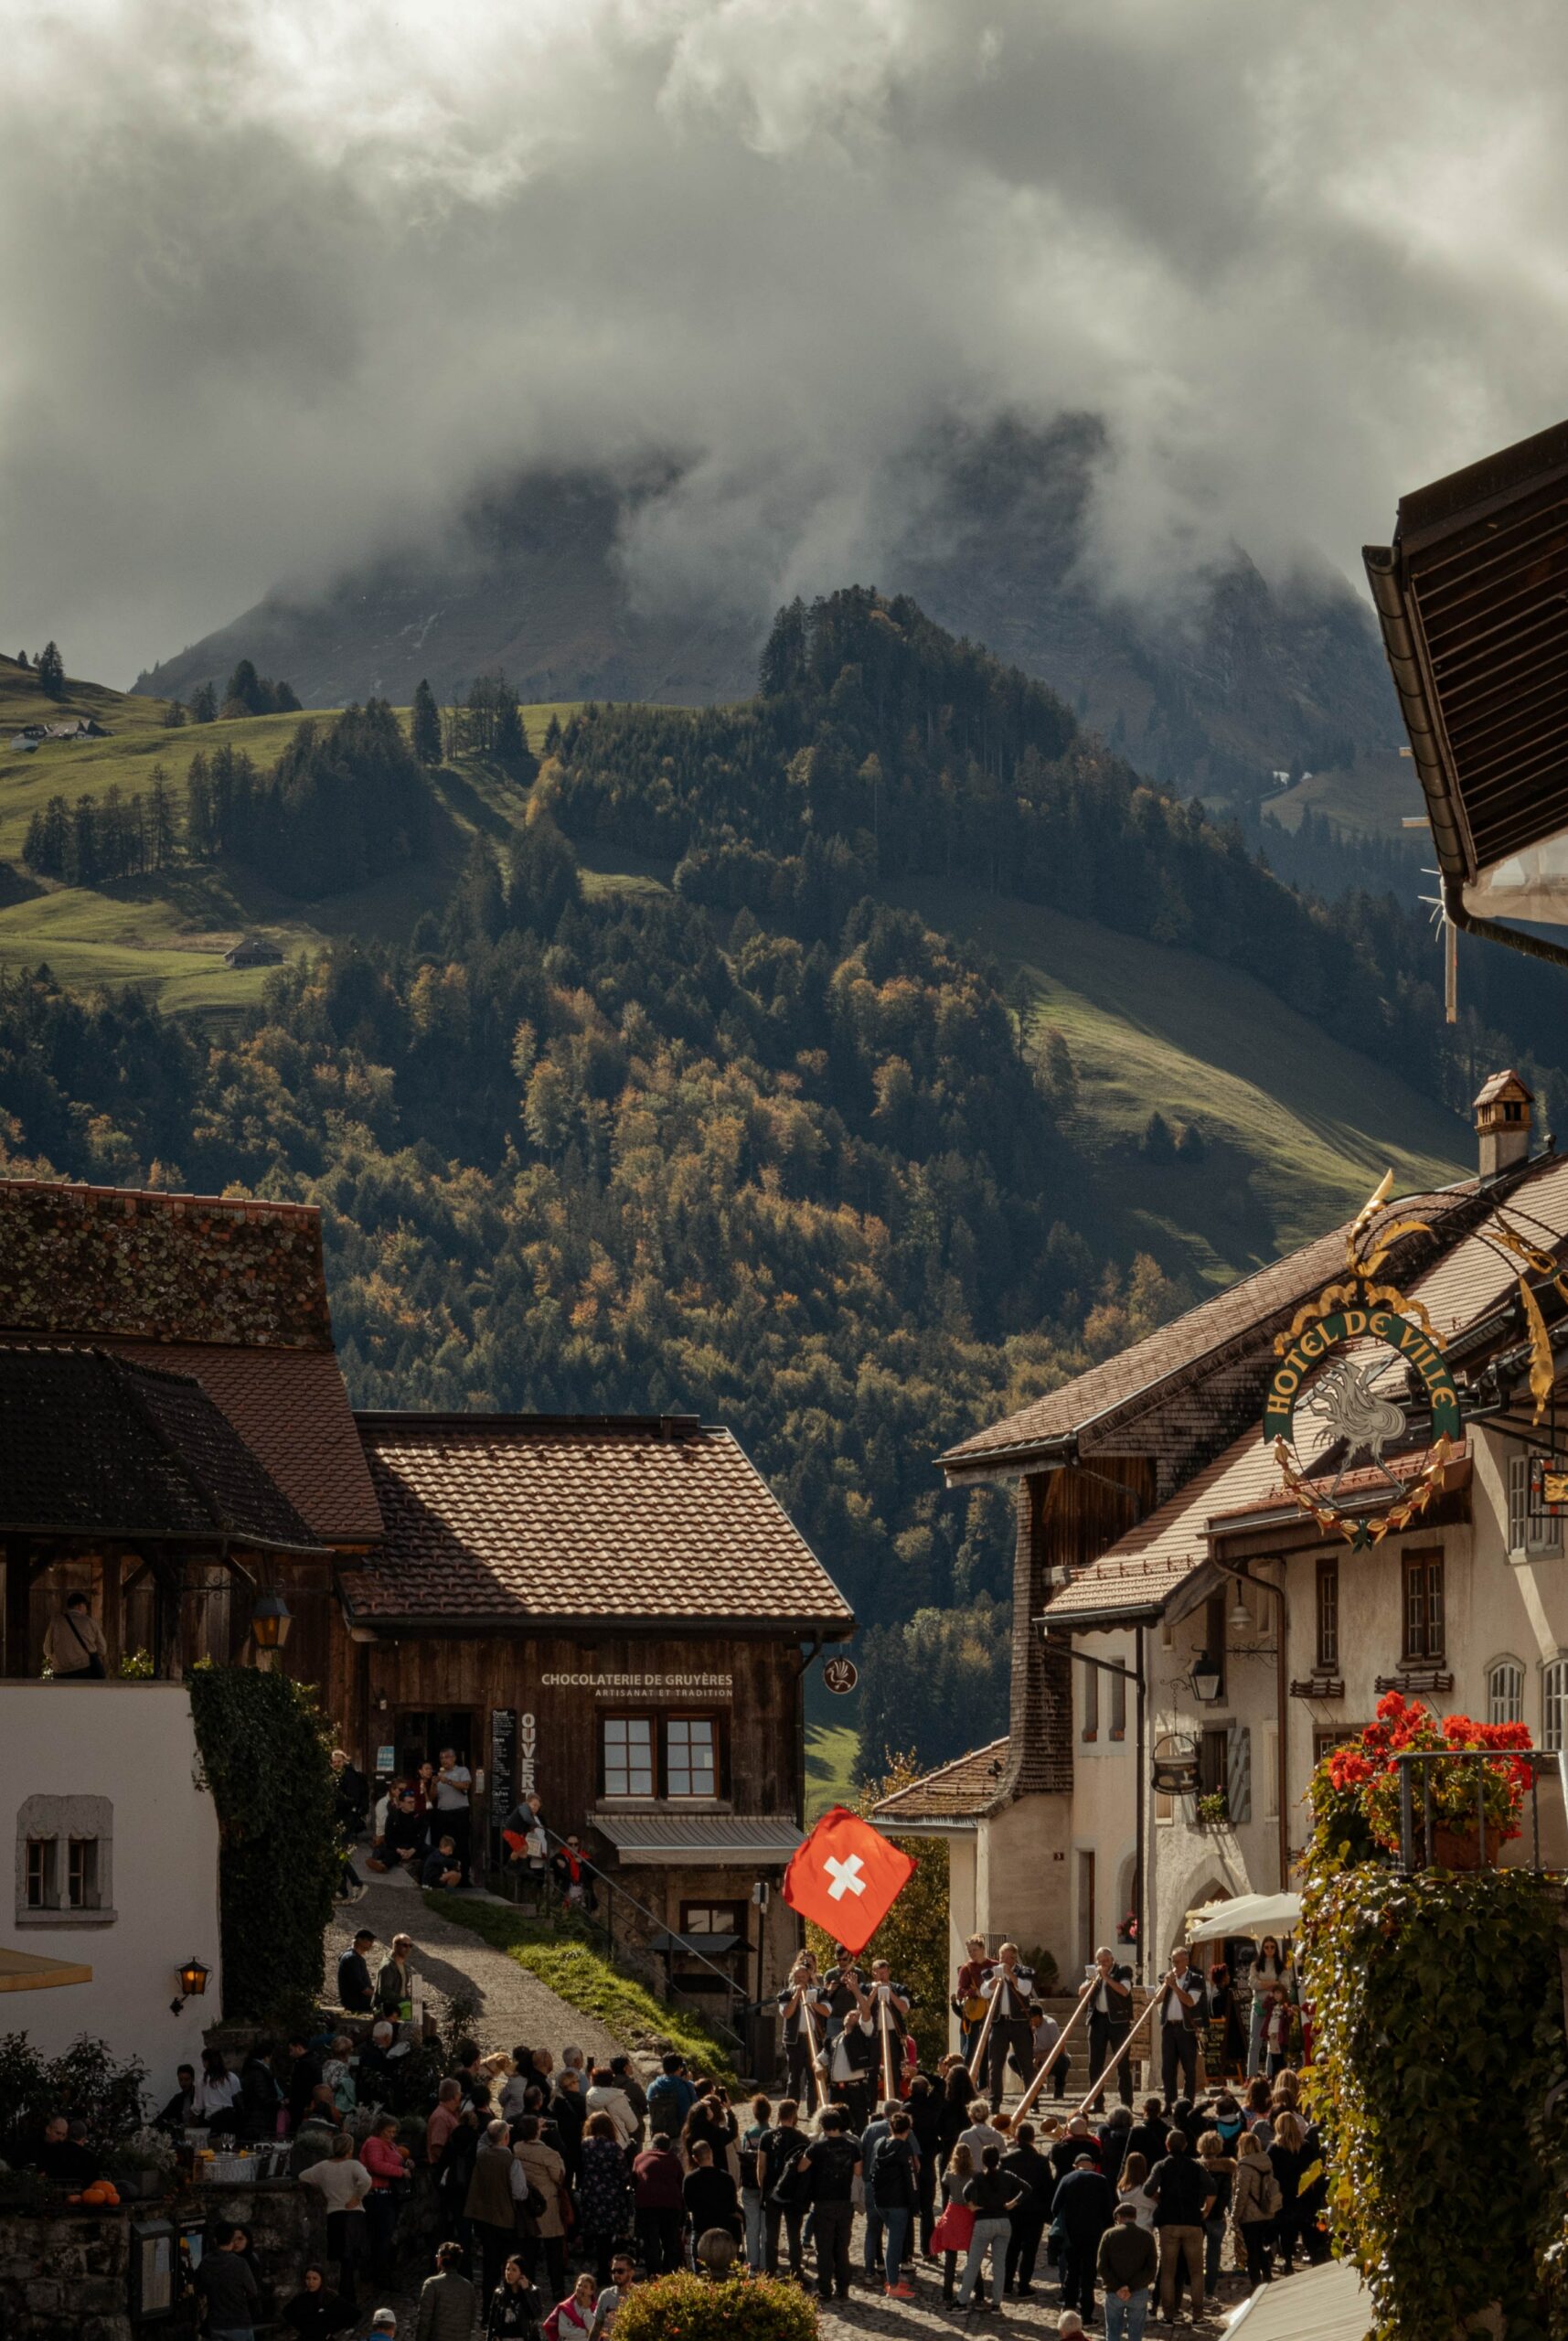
[878,1987,898,2101]
[965,1967,1007,2090]
[798,1993,827,2117]
[1011,1987,1093,2119]
[1071,1994,1157,2121]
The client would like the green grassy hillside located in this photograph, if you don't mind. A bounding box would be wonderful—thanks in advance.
[0,655,581,1010]
[898,882,1468,1286]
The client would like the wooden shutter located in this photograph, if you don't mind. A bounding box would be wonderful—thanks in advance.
[1227,1726,1253,1825]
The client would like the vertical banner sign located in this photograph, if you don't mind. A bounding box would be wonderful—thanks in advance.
[489,1708,517,1865]
[518,1712,538,1800]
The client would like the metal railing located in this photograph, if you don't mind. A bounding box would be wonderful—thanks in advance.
[1395,1747,1568,1871]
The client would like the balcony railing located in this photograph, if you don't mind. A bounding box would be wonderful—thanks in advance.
[1394,1747,1568,1871]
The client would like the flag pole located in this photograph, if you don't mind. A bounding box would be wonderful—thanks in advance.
[1071,1996,1157,2119]
[1013,1990,1093,2119]
[878,1986,897,2102]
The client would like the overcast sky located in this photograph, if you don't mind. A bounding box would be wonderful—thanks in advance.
[5,0,1568,684]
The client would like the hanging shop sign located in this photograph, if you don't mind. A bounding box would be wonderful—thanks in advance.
[823,1656,859,1695]
[1263,1176,1461,1547]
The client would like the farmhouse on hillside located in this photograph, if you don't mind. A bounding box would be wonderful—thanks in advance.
[883,1074,1568,2053]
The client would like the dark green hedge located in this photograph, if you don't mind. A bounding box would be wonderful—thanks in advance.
[188,1663,338,2024]
[1309,1865,1568,2338]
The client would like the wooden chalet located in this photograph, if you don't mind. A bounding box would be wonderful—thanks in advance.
[0,1175,854,2010]
[885,1078,1568,2021]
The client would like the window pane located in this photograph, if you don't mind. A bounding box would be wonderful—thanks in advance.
[603,1717,653,1795]
[1110,1668,1126,1738]
[68,1838,98,1909]
[1488,1662,1524,1726]
[1317,1561,1339,1670]
[1426,1559,1445,1659]
[667,1717,716,1797]
[1546,1663,1568,1753]
[26,1839,50,1909]
[1509,1457,1530,1555]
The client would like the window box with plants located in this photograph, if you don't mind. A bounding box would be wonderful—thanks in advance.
[1195,1790,1231,1829]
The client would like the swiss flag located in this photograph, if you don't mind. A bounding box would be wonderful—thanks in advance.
[782,1805,915,1954]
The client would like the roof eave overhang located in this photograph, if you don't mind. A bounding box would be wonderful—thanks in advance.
[340,1608,856,1640]
[939,1438,1076,1488]
[1040,1599,1168,1632]
[867,1815,980,1836]
[0,1521,328,1558]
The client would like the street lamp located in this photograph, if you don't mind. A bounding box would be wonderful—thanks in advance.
[171,1955,211,2015]
[1191,1650,1222,1703]
[251,1590,293,1655]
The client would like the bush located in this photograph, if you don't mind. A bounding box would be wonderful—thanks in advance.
[1307,1864,1566,2336]
[614,2272,817,2341]
[0,2032,148,2162]
[187,1663,339,2022]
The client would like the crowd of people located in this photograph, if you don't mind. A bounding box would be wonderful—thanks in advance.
[115,1917,1328,2341]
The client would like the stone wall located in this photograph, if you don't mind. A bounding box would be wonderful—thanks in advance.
[0,2177,324,2341]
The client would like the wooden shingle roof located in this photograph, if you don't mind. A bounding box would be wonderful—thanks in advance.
[349,1413,855,1634]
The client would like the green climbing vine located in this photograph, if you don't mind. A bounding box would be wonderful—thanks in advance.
[187,1663,339,2025]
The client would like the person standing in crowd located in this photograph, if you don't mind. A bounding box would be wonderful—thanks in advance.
[960,2097,1008,2165]
[935,2143,976,2305]
[360,2113,409,2282]
[1247,1936,1296,2077]
[46,1588,107,1680]
[1263,1987,1294,2079]
[1147,2125,1214,2326]
[1082,1944,1136,2109]
[430,1748,474,1884]
[1269,2109,1328,2273]
[299,2133,370,2314]
[1025,2006,1067,2103]
[287,2036,325,2133]
[197,2222,260,2341]
[739,2094,773,2272]
[516,2115,570,2303]
[486,2255,541,2341]
[632,2131,686,2277]
[867,2108,920,2300]
[610,2057,646,2145]
[1231,2128,1282,2292]
[827,2004,876,2130]
[194,2046,243,2133]
[1205,1960,1246,2080]
[425,2079,462,2167]
[1115,2151,1157,2229]
[467,2118,532,2299]
[337,1929,378,2015]
[1196,2127,1235,2297]
[978,1943,1039,2112]
[957,2143,1028,2311]
[585,2067,638,2148]
[284,2264,348,2341]
[552,2068,587,2185]
[414,2242,475,2341]
[581,2112,637,2284]
[800,2106,861,2304]
[544,2274,596,2341]
[681,2140,740,2262]
[1157,1946,1202,2107]
[1054,2149,1115,2325]
[1096,2201,1159,2341]
[955,1936,994,2068]
[758,2099,809,2281]
[589,2251,635,2338]
[645,2054,695,2140]
[820,1949,865,2038]
[1000,2118,1051,2297]
[907,2072,944,2256]
[777,1956,826,2105]
[863,1959,912,2087]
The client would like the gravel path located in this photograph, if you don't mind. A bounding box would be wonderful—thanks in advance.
[325,1868,633,2067]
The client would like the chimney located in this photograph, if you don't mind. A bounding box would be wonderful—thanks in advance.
[1473,1069,1534,1181]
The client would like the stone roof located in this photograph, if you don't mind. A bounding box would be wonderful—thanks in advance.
[941,1188,1477,1477]
[0,1178,332,1350]
[870,1737,1010,1826]
[0,1345,323,1552]
[348,1413,855,1633]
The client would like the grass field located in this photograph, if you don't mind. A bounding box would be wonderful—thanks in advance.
[898,882,1469,1286]
[0,655,591,1008]
[805,1722,861,1823]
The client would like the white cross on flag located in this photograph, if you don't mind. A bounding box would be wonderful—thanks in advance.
[782,1804,916,1953]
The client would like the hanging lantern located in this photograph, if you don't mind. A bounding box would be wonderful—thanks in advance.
[251,1590,293,1651]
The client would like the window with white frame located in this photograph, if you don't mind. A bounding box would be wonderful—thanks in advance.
[666,1716,717,1799]
[16,1795,113,1923]
[1488,1657,1526,1727]
[1508,1455,1563,1558]
[601,1716,655,1797]
[1545,1659,1568,1753]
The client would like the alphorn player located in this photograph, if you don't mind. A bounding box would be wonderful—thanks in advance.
[777,1953,827,2105]
[979,1940,1040,2111]
[1080,1943,1136,2110]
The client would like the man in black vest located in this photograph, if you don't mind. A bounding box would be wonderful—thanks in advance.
[1081,1943,1136,2108]
[1157,1944,1202,2107]
[980,1943,1039,2112]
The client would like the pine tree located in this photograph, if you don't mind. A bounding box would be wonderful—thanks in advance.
[146,767,177,870]
[274,679,302,712]
[16,650,28,669]
[68,794,99,886]
[223,659,261,718]
[162,696,187,729]
[542,712,563,756]
[188,681,218,724]
[36,642,65,700]
[186,753,215,858]
[493,686,528,768]
[411,679,443,766]
[38,795,69,876]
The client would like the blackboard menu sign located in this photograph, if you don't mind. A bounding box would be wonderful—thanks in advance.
[489,1708,517,1856]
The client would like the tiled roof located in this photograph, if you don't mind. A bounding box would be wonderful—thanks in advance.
[942,1189,1480,1475]
[593,1815,805,1865]
[870,1737,1010,1826]
[0,1178,333,1350]
[349,1414,855,1631]
[0,1345,323,1552]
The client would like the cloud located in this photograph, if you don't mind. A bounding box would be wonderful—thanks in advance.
[4,0,1568,680]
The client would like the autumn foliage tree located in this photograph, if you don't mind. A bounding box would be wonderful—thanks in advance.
[805,1757,949,2044]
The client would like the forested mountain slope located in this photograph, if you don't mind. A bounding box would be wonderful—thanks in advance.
[8,591,1562,1777]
